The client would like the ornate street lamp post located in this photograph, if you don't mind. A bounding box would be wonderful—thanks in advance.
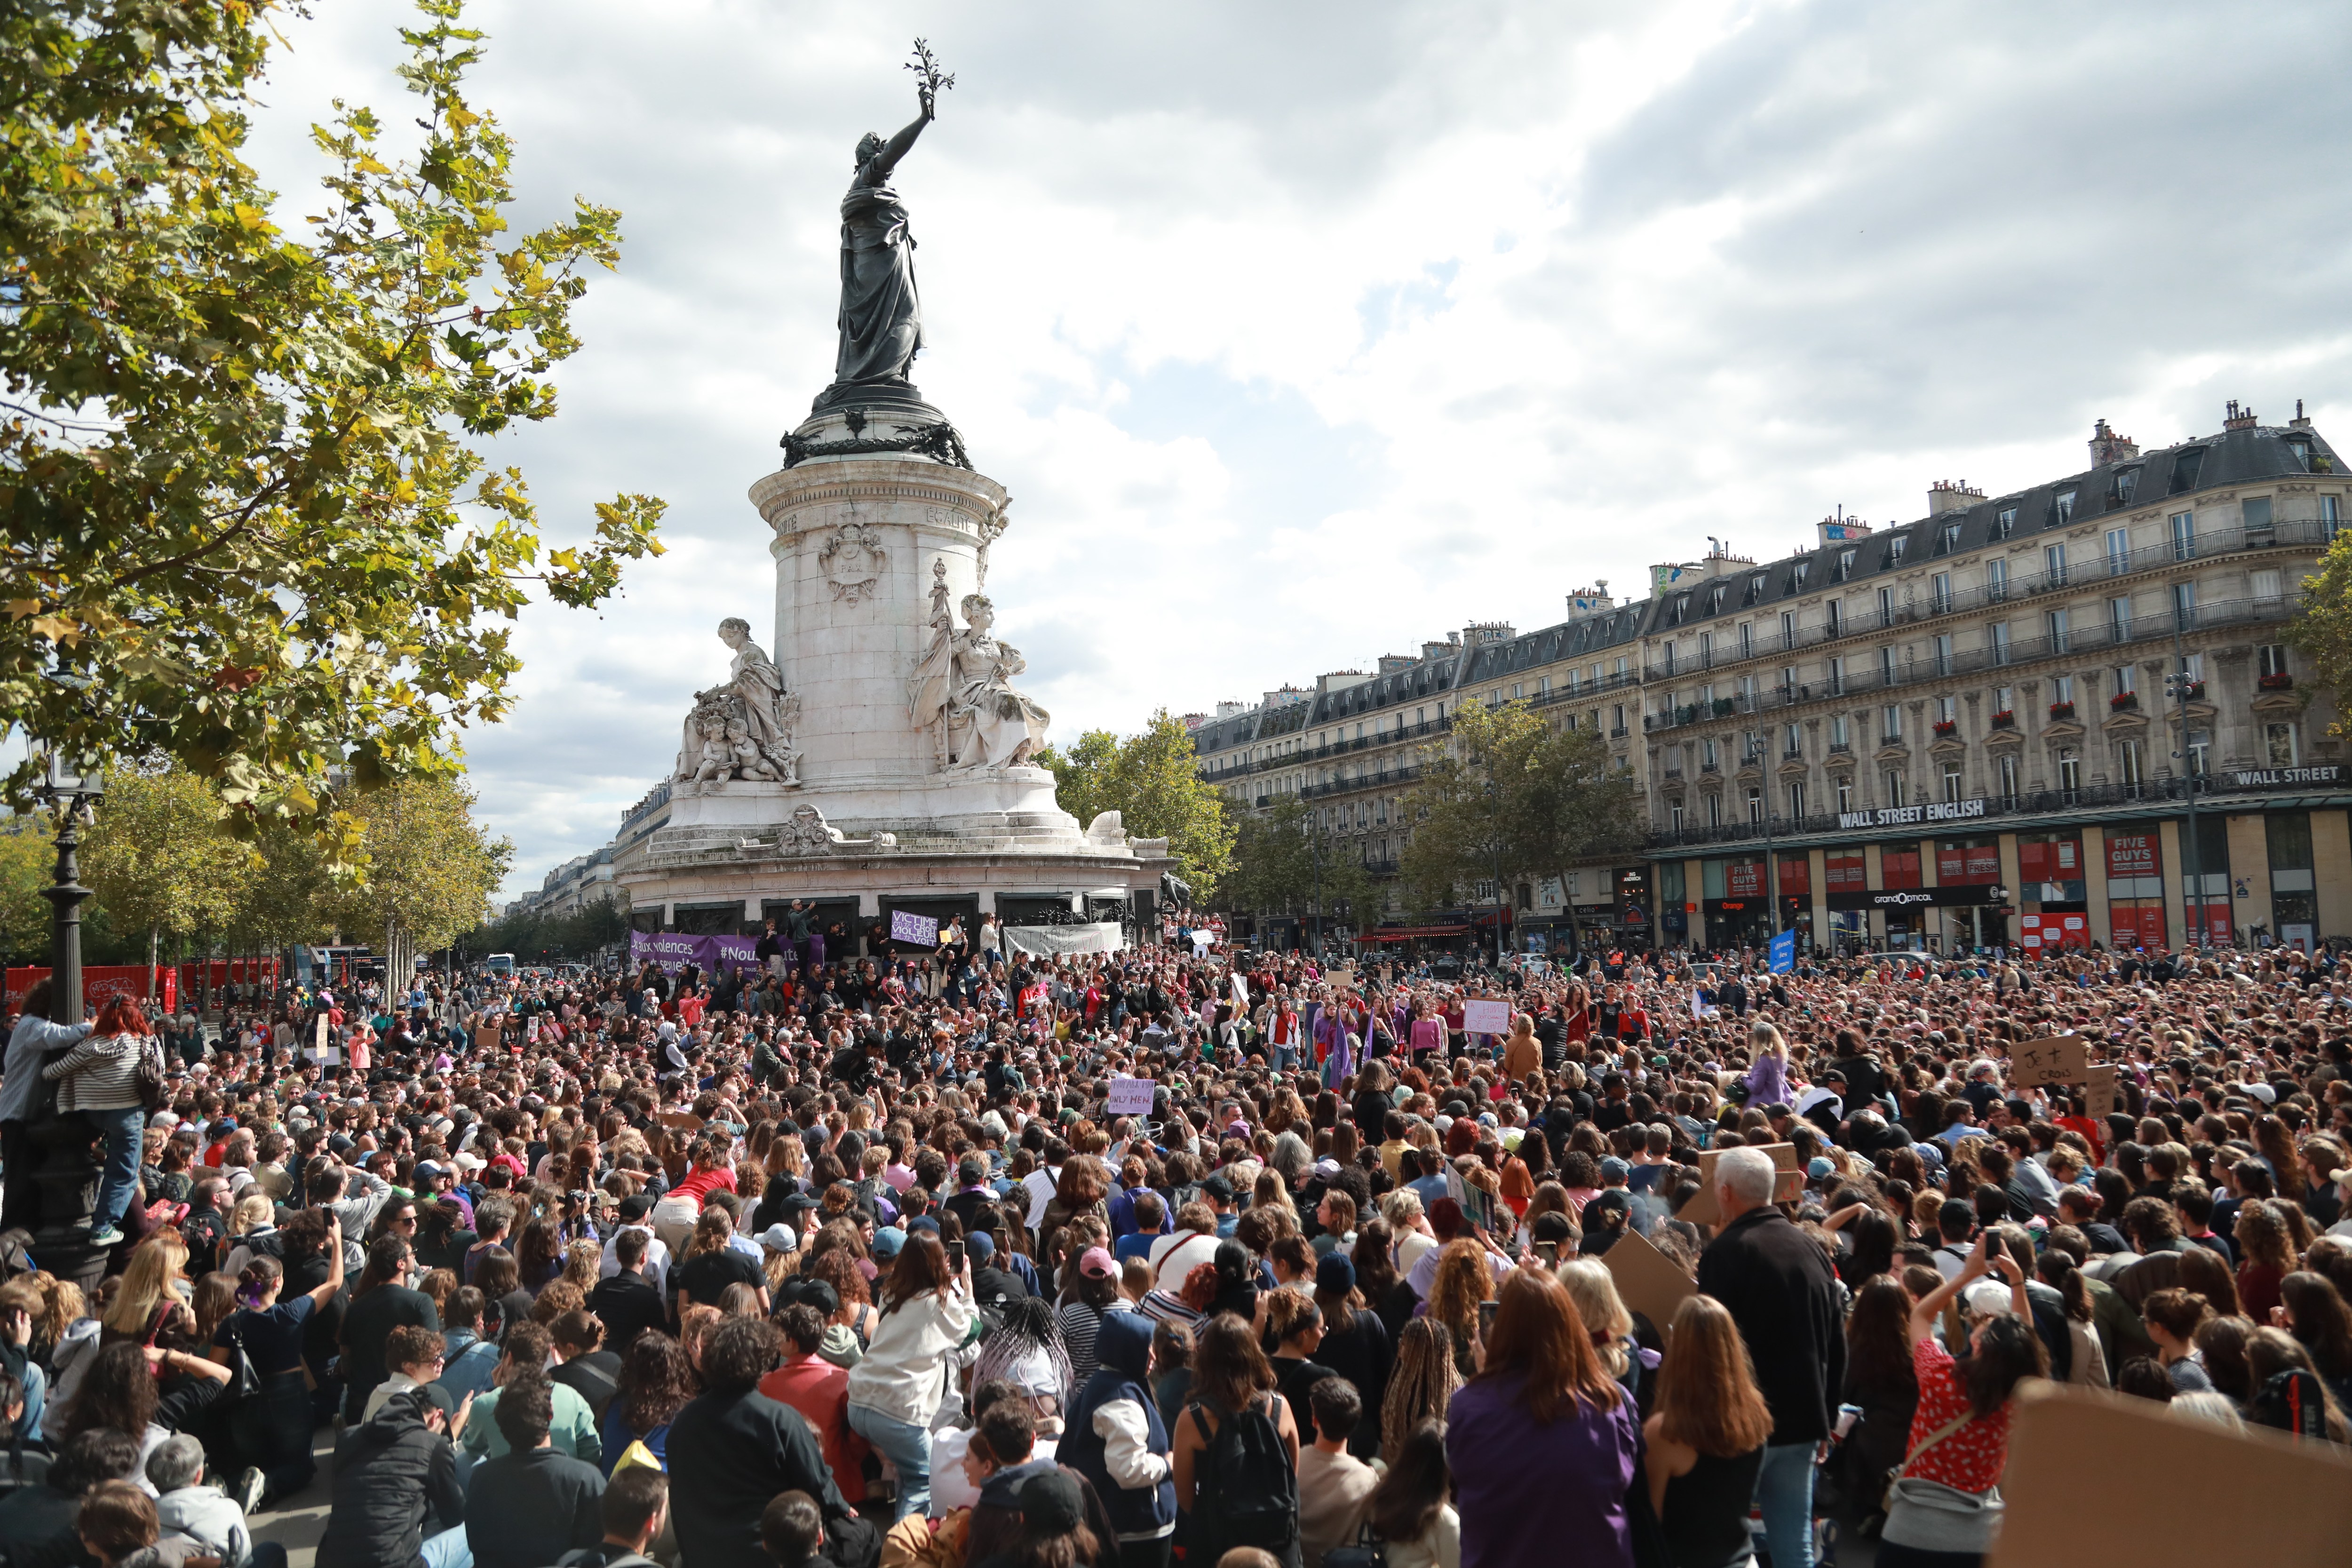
[25,749,109,1286]
[32,749,104,1025]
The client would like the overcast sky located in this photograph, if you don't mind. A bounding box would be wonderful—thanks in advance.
[243,0,2352,899]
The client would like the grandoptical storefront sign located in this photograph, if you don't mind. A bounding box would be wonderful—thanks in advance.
[1826,884,2010,911]
[1837,798,1989,830]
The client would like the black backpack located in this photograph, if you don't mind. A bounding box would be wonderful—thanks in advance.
[1186,1395,1300,1564]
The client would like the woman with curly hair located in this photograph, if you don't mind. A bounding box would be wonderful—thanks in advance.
[1381,1317,1461,1462]
[1423,1240,1492,1380]
[2234,1200,2296,1323]
[601,1329,695,1473]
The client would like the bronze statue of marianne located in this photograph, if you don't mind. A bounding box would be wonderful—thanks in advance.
[829,40,954,402]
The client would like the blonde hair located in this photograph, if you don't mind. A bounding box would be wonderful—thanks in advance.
[103,1233,188,1340]
[1554,1258,1635,1378]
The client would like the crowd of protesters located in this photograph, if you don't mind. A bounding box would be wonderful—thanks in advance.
[0,916,2347,1568]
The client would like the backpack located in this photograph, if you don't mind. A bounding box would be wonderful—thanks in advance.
[134,1035,167,1114]
[1185,1395,1300,1564]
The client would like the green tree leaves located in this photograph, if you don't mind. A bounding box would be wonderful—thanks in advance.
[1226,796,1379,934]
[1399,700,1644,915]
[1036,710,1235,895]
[0,0,663,862]
[80,761,257,988]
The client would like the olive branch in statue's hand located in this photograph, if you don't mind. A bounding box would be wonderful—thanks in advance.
[908,38,954,115]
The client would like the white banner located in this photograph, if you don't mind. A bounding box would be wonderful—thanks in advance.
[1001,921,1127,957]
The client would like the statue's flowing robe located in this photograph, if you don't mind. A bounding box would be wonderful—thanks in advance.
[835,171,922,386]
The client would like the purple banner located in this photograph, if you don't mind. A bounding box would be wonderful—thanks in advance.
[630,930,766,975]
[890,909,940,946]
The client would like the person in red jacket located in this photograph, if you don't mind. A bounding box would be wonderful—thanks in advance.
[759,1304,868,1504]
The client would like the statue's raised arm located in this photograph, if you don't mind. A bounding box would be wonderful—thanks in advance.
[827,40,955,401]
[859,92,932,186]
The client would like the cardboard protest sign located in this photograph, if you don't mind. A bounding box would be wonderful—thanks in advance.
[1987,1381,2352,1568]
[1601,1227,1696,1334]
[2085,1063,2119,1119]
[1461,999,1511,1035]
[1106,1077,1156,1116]
[1327,965,1355,992]
[2008,1034,2089,1088]
[474,1025,502,1054]
[1679,1142,1805,1227]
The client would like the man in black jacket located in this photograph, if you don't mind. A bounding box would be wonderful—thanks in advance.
[588,1227,669,1354]
[1695,1145,1843,1568]
[465,1374,605,1568]
[317,1385,466,1568]
[666,1315,875,1568]
[340,1235,441,1423]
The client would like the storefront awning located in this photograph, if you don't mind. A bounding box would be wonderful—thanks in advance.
[1362,925,1470,941]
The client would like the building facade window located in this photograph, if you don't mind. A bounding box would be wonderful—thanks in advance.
[2266,723,2298,766]
[1883,769,1905,807]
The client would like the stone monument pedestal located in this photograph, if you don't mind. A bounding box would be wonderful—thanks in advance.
[618,417,1164,934]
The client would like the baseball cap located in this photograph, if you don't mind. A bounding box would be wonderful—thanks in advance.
[756,1223,798,1254]
[1078,1247,1117,1279]
[1962,1281,2015,1317]
[1599,1157,1630,1184]
[968,1231,997,1262]
[871,1227,907,1261]
[1018,1472,1085,1534]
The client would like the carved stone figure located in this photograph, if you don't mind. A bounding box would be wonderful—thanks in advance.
[774,804,898,855]
[906,590,1051,772]
[673,619,803,790]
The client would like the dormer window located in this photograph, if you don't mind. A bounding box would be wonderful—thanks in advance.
[2111,467,2139,504]
[2053,489,2077,525]
[1707,584,1726,614]
[1835,548,1856,581]
[2286,437,2313,471]
[1671,593,1691,624]
[1791,560,1811,590]
[1938,521,1961,555]
[1886,536,1907,566]
[2170,447,2206,494]
[1745,573,1765,605]
[1995,507,2017,539]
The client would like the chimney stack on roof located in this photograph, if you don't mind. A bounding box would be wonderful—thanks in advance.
[2291,398,2312,431]
[2224,399,2259,432]
[2087,418,2139,467]
[1462,622,1516,646]
[1927,480,1985,517]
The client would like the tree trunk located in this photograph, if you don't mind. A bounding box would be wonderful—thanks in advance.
[146,924,159,1003]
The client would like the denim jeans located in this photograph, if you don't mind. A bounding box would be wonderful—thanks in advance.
[849,1402,933,1523]
[1754,1441,1818,1568]
[421,1526,473,1568]
[88,1105,145,1231]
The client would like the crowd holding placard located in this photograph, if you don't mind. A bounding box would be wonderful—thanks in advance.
[1,923,2349,1568]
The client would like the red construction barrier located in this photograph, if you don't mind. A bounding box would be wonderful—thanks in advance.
[3,958,278,1015]
[3,964,159,1014]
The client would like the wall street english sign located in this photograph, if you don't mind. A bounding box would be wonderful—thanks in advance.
[1837,798,1988,831]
